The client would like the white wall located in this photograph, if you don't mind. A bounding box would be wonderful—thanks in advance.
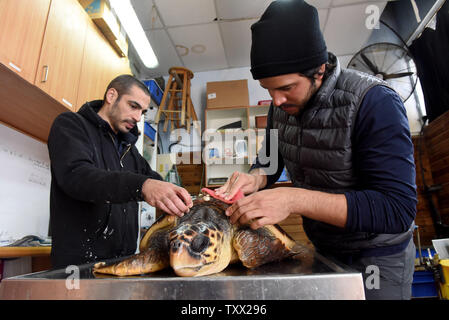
[165,58,424,154]
[0,120,155,249]
[0,124,51,244]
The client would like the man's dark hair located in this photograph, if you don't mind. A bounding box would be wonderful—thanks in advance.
[103,75,150,101]
[300,62,334,85]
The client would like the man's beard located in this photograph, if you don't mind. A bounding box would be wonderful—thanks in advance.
[108,101,135,133]
[280,80,317,116]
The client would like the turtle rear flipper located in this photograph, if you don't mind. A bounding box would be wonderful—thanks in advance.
[93,214,177,276]
[233,224,296,268]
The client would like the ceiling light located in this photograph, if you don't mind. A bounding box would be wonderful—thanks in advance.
[109,0,159,68]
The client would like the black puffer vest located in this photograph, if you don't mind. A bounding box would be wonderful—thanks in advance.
[271,54,414,254]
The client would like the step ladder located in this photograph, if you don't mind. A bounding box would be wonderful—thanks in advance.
[154,67,199,134]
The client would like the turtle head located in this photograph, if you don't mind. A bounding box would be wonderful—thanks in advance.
[169,203,233,277]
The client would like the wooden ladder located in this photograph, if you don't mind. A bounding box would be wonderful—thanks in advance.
[154,67,199,134]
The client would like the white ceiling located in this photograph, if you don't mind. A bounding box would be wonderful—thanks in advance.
[129,0,392,78]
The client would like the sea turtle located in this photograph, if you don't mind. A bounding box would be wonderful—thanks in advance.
[93,192,297,277]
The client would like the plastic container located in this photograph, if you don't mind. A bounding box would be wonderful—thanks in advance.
[412,271,438,298]
[441,283,449,299]
[144,122,156,141]
[415,248,436,259]
[257,100,272,106]
[277,168,290,183]
[441,259,449,282]
[439,260,449,299]
[143,79,163,106]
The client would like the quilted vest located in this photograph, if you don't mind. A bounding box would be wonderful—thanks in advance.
[271,54,414,254]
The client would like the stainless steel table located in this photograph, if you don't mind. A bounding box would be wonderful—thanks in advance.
[0,245,365,300]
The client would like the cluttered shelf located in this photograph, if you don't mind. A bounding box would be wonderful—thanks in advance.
[204,103,271,188]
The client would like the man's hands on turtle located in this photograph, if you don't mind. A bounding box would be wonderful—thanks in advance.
[142,179,193,217]
[214,171,261,201]
[226,188,293,230]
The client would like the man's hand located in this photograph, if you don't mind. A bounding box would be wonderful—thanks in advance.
[225,188,293,229]
[142,179,193,217]
[214,170,266,200]
[226,187,348,230]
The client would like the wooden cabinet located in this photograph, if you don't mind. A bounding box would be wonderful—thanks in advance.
[35,0,88,111]
[76,18,131,109]
[0,0,51,83]
[0,0,132,142]
[76,18,110,109]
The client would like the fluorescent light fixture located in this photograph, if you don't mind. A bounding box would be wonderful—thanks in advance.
[109,0,159,68]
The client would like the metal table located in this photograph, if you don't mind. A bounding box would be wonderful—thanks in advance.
[0,245,365,300]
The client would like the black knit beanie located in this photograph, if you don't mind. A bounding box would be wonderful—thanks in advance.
[250,0,328,80]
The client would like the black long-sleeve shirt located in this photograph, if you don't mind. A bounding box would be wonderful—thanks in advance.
[251,86,417,234]
[48,100,162,268]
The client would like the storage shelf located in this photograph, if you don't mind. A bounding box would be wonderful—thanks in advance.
[206,156,249,164]
[204,105,270,188]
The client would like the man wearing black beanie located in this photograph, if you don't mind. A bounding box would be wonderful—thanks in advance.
[216,0,417,300]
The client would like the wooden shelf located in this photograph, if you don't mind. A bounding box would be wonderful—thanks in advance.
[0,246,51,258]
[206,156,249,165]
[0,63,69,143]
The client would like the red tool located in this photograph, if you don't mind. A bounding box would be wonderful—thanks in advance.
[201,187,244,204]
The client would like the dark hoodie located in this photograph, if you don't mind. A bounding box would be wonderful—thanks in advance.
[47,100,162,269]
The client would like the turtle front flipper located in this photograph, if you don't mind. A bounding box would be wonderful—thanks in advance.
[93,246,169,276]
[233,224,296,268]
[140,214,178,252]
[93,214,177,276]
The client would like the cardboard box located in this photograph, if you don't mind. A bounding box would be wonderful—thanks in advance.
[79,0,119,38]
[206,79,249,108]
[79,0,128,57]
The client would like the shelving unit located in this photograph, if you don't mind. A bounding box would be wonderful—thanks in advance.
[143,111,158,170]
[142,79,163,170]
[139,80,162,231]
[204,105,270,188]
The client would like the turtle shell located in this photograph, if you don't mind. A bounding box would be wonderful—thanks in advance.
[93,195,297,277]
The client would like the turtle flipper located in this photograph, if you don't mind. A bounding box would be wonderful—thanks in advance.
[93,214,177,276]
[233,224,296,268]
[93,246,169,276]
[140,214,178,252]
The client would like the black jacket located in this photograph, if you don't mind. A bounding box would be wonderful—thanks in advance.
[47,100,162,269]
